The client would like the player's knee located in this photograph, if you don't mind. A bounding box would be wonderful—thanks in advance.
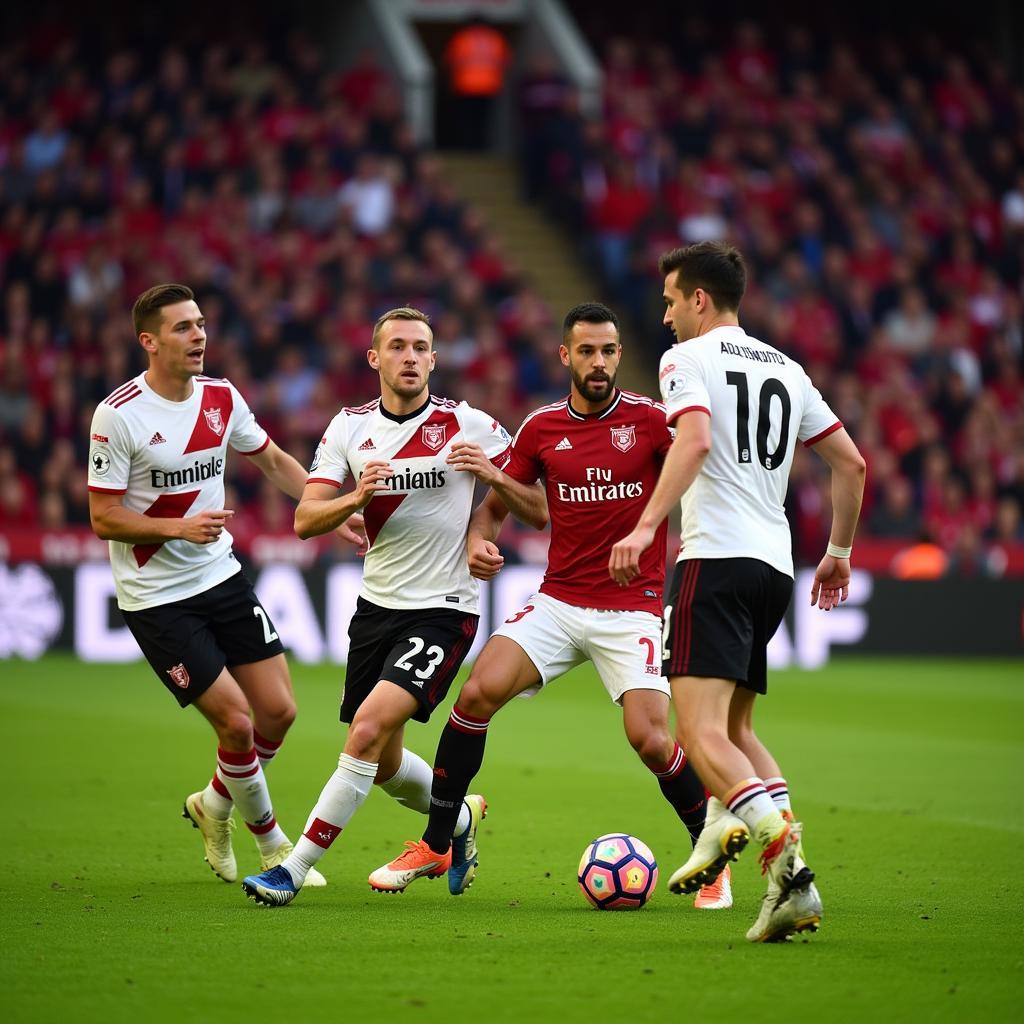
[454,678,499,719]
[216,709,255,751]
[629,728,673,769]
[345,717,386,761]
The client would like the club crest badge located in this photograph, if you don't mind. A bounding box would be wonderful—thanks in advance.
[203,407,225,436]
[610,425,636,453]
[422,423,447,451]
[167,663,190,689]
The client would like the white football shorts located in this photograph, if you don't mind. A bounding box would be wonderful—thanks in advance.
[492,592,670,705]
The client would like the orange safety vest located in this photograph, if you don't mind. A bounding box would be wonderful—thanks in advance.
[445,26,510,96]
[890,543,948,580]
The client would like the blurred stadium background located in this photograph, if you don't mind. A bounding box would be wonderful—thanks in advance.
[0,0,1021,666]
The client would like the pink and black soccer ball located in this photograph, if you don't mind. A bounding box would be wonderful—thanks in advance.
[578,833,658,910]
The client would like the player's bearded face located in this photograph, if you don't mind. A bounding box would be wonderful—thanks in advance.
[570,357,617,402]
[563,322,621,405]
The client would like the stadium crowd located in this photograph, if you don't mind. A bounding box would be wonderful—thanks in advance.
[0,13,1021,575]
[0,25,564,550]
[522,15,1024,571]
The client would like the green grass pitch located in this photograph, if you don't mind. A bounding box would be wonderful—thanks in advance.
[1,654,1021,1023]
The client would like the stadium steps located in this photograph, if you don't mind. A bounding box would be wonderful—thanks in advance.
[441,152,654,396]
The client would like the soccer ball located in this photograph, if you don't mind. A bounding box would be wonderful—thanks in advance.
[578,833,658,910]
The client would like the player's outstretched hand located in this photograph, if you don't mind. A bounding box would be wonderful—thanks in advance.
[447,442,498,485]
[811,554,851,611]
[468,537,504,580]
[608,525,655,586]
[335,512,368,557]
[180,509,234,544]
[352,461,394,508]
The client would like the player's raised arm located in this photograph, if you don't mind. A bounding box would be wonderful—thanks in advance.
[805,426,867,610]
[609,409,711,585]
[466,489,509,580]
[89,491,234,545]
[294,462,392,540]
[447,441,548,530]
[248,439,367,550]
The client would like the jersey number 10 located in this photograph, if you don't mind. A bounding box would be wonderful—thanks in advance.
[725,371,792,471]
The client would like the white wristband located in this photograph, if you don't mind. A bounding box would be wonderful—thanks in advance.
[826,542,853,559]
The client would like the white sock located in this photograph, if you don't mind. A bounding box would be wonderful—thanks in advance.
[378,748,432,812]
[764,776,792,814]
[378,748,470,834]
[202,777,233,820]
[284,753,377,886]
[216,746,287,854]
[725,778,786,848]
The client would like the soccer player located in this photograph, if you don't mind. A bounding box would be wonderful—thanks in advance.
[88,283,364,885]
[368,302,725,908]
[240,307,542,907]
[608,242,867,942]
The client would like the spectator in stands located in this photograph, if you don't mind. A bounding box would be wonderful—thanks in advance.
[442,18,512,151]
[337,154,394,237]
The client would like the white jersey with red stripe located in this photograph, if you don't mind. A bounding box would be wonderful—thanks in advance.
[87,374,269,611]
[309,394,511,614]
[659,325,841,578]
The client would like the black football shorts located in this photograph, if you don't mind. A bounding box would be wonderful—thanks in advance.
[122,571,285,708]
[341,597,479,724]
[663,557,792,694]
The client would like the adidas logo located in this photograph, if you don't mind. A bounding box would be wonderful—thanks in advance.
[554,437,573,451]
[149,432,167,446]
[357,438,376,451]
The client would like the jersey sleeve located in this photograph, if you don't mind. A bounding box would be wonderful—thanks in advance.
[461,405,513,469]
[87,403,133,494]
[504,415,542,485]
[649,402,673,457]
[226,382,270,455]
[308,412,350,488]
[797,373,843,447]
[659,345,711,426]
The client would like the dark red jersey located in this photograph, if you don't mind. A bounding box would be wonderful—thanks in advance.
[504,389,672,614]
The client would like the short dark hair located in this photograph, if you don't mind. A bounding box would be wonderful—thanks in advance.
[132,283,195,336]
[562,302,620,344]
[371,306,432,349]
[658,242,746,312]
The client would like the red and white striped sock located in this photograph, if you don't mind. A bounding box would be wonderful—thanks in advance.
[208,731,284,817]
[254,730,282,770]
[764,776,792,815]
[217,746,287,856]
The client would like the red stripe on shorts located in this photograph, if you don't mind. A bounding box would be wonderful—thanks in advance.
[672,560,702,675]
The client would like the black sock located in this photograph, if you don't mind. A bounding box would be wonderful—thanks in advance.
[654,743,707,847]
[422,705,490,853]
